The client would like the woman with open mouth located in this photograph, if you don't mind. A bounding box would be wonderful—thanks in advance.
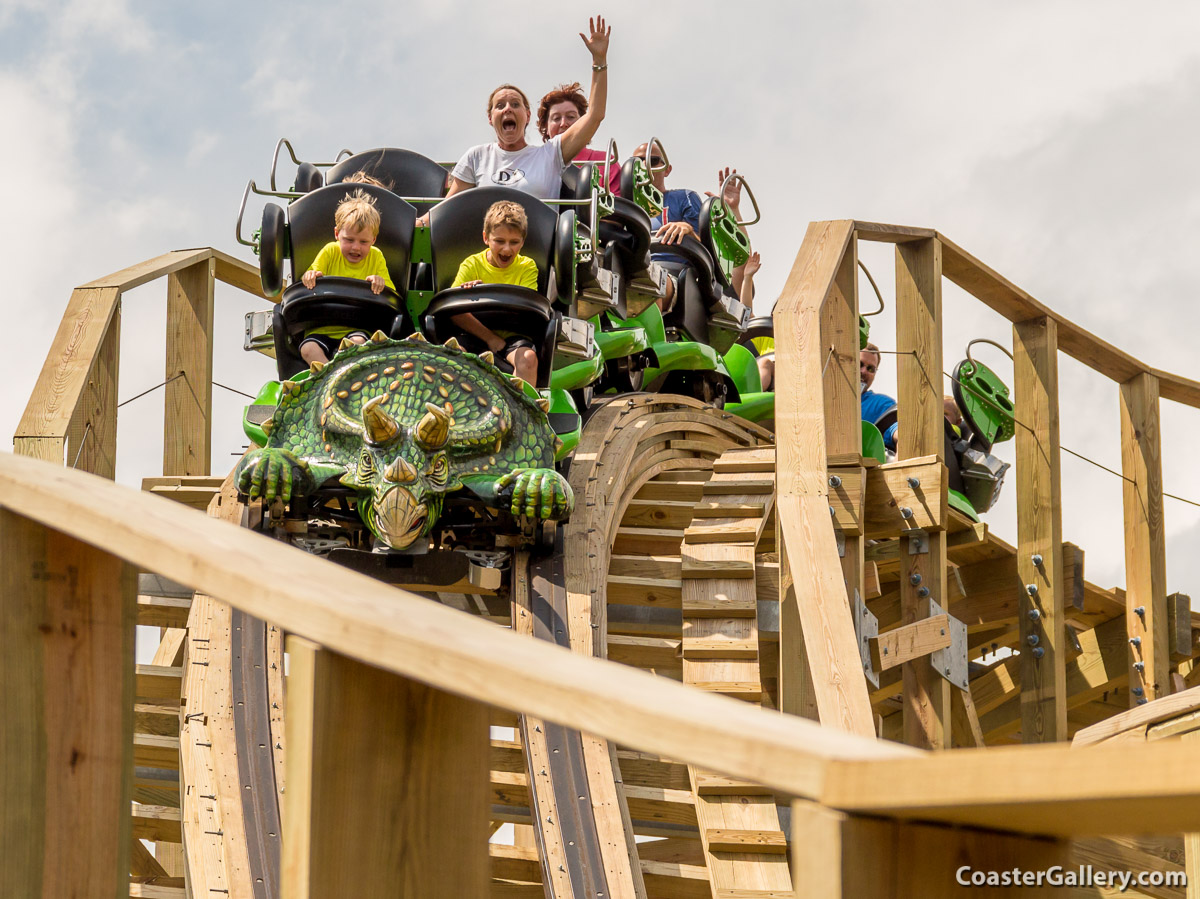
[442,15,610,203]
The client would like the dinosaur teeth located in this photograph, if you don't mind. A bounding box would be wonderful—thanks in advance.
[370,330,388,344]
[443,337,462,351]
[479,351,494,365]
[309,361,325,375]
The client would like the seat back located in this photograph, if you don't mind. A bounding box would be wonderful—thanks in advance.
[427,186,558,294]
[698,196,751,290]
[286,183,416,288]
[619,157,663,217]
[325,148,449,214]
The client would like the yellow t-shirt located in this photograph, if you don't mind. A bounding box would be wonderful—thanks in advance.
[307,242,395,290]
[451,251,538,289]
[303,242,396,339]
[751,336,775,356]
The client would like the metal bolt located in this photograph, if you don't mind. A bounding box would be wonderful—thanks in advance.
[1134,661,1145,672]
[1134,605,1146,618]
[1137,698,1148,705]
[828,475,842,488]
[1130,636,1142,647]
[1032,647,1045,659]
[1031,554,1043,567]
[909,573,923,586]
[900,507,913,520]
[1028,609,1041,622]
[1132,687,1144,697]
[906,476,920,489]
[882,647,889,655]
[1025,584,1038,597]
[1027,634,1040,647]
[917,586,930,598]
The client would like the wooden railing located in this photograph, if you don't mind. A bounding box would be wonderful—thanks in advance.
[13,247,267,477]
[774,221,1198,752]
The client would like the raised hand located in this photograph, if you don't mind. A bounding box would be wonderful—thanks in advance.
[704,166,742,211]
[744,250,762,277]
[580,15,610,62]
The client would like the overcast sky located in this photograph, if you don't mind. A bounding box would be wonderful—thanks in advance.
[4,0,1200,591]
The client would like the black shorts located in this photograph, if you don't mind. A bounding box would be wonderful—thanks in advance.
[454,333,535,373]
[298,331,369,359]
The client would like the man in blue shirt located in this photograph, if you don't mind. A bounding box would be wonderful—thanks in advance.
[632,141,746,309]
[861,343,898,451]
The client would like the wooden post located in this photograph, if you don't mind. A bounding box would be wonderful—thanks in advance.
[282,639,490,898]
[824,238,865,606]
[791,799,1071,898]
[1013,315,1067,741]
[1120,371,1168,703]
[66,301,121,479]
[895,238,949,748]
[0,509,136,898]
[164,258,215,476]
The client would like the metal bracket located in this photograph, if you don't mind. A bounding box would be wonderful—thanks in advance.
[906,528,929,555]
[853,589,880,689]
[835,529,846,558]
[928,597,969,691]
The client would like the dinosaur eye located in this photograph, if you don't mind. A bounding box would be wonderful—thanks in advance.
[426,454,449,488]
[359,449,376,477]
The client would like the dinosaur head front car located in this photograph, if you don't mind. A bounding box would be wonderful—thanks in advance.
[236,334,572,550]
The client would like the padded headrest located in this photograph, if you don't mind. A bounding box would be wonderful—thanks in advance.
[427,186,558,294]
[619,157,639,201]
[286,182,416,286]
[325,148,449,213]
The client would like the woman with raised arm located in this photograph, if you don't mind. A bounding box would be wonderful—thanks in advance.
[536,81,620,194]
[444,16,610,202]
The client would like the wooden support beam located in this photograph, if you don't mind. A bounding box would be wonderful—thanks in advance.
[67,299,121,478]
[1170,593,1193,663]
[163,258,215,476]
[0,509,136,898]
[863,455,946,536]
[281,639,490,898]
[869,615,951,672]
[895,238,950,749]
[1013,315,1066,742]
[791,798,1070,898]
[1121,371,1169,703]
[773,219,875,737]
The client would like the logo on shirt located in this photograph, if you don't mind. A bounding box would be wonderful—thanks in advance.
[491,168,525,185]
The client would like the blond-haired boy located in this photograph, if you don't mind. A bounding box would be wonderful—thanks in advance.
[298,190,395,364]
[450,200,540,384]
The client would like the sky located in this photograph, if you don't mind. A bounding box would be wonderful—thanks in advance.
[3,0,1200,593]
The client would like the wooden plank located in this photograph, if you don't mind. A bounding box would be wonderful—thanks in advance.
[131,804,182,843]
[1013,315,1066,742]
[0,510,136,899]
[704,829,788,854]
[1170,593,1193,662]
[67,299,121,478]
[772,220,875,737]
[14,286,120,445]
[1121,372,1169,703]
[863,455,946,536]
[163,258,215,476]
[79,248,215,292]
[622,499,699,529]
[869,615,951,672]
[137,595,192,629]
[212,248,271,300]
[895,238,950,750]
[1073,684,1200,747]
[282,641,490,897]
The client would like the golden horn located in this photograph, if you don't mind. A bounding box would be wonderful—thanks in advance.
[479,351,494,366]
[362,395,401,445]
[385,455,419,484]
[415,402,451,450]
[443,336,462,351]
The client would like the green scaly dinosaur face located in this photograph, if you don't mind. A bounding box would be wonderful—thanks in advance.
[339,398,462,548]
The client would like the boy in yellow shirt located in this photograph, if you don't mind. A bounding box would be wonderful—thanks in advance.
[297,189,395,364]
[450,200,540,384]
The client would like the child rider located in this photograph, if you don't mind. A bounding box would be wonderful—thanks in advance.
[298,189,395,365]
[449,200,540,385]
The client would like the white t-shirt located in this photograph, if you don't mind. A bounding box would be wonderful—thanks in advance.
[451,136,566,199]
